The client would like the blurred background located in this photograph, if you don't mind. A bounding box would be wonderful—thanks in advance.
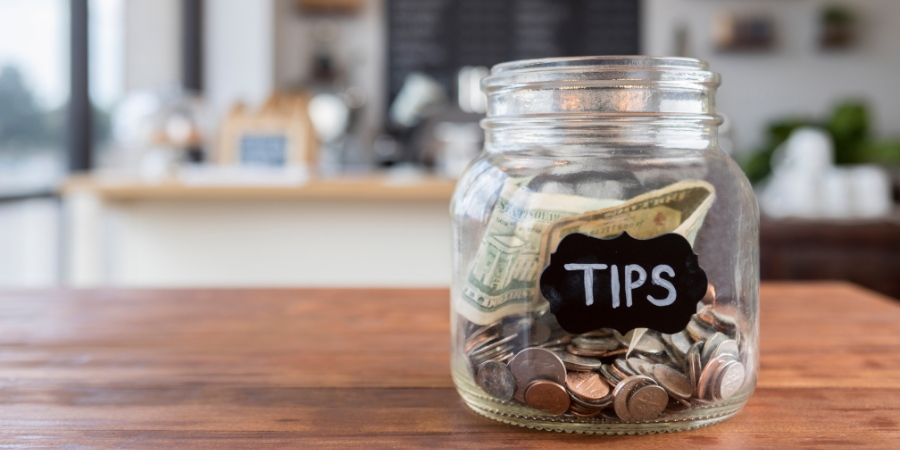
[0,0,898,297]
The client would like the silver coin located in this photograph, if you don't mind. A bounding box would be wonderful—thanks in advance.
[714,360,746,400]
[627,384,668,421]
[556,351,603,371]
[469,334,517,358]
[613,375,654,421]
[713,339,740,360]
[653,364,692,399]
[476,360,516,401]
[686,341,703,396]
[672,331,695,353]
[599,364,622,385]
[632,332,666,356]
[627,357,655,376]
[701,332,728,365]
[572,335,620,352]
[614,358,636,376]
[508,347,567,395]
[525,321,551,346]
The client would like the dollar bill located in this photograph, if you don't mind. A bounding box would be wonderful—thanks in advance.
[457,178,623,325]
[538,180,716,261]
[457,179,716,325]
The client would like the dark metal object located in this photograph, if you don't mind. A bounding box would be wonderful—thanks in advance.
[68,0,91,173]
[181,0,204,92]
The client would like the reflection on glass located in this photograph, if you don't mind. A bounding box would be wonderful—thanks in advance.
[0,0,68,194]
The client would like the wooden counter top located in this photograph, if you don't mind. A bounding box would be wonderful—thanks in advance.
[0,283,898,447]
[61,173,457,201]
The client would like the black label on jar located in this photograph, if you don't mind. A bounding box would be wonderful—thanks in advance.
[539,232,707,334]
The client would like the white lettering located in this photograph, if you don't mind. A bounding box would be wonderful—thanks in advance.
[610,265,620,308]
[648,265,677,306]
[624,265,647,307]
[564,264,608,306]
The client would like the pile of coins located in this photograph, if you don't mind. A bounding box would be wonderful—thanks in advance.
[464,288,747,421]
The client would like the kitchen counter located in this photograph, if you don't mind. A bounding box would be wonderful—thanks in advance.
[0,282,897,447]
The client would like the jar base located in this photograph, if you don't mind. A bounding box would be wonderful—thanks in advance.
[454,366,751,435]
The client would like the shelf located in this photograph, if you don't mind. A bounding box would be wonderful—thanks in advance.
[61,174,457,201]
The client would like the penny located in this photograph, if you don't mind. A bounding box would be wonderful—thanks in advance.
[556,351,603,371]
[613,375,654,421]
[476,360,516,401]
[701,282,717,305]
[524,380,570,416]
[711,308,739,335]
[686,341,703,395]
[627,384,668,421]
[697,355,723,400]
[653,364,692,399]
[714,360,746,400]
[686,316,715,342]
[508,347,567,394]
[566,371,611,401]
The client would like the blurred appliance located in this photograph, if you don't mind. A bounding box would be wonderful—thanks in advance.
[759,128,893,219]
[713,12,776,52]
[217,94,317,169]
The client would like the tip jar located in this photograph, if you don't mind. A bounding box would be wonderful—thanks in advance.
[450,56,759,434]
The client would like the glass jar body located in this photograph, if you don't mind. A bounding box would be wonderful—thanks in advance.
[449,57,759,434]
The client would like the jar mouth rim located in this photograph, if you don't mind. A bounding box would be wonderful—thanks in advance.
[490,55,709,75]
[481,113,724,130]
[483,56,720,93]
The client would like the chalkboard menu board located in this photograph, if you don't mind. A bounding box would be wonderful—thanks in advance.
[387,0,640,102]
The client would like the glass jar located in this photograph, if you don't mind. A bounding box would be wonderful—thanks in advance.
[450,56,758,434]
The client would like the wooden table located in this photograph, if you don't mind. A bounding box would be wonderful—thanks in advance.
[0,283,898,448]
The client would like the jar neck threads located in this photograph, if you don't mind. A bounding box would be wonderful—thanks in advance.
[480,56,721,152]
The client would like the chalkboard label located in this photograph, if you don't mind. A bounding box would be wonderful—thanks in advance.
[539,232,708,335]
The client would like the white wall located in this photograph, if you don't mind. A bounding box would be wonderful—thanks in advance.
[204,0,277,114]
[643,0,900,155]
[123,0,181,91]
[272,0,387,140]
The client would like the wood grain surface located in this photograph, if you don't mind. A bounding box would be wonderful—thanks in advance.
[0,283,898,448]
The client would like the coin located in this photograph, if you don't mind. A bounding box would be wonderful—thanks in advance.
[697,355,724,400]
[686,316,715,342]
[713,360,746,400]
[627,357,655,376]
[653,364,692,399]
[710,308,739,335]
[508,347,567,394]
[672,330,694,354]
[713,339,740,360]
[565,344,626,358]
[701,332,728,364]
[701,282,716,305]
[566,371,611,402]
[599,364,622,385]
[556,351,603,371]
[614,358,636,376]
[613,375,654,421]
[632,333,666,356]
[627,384,668,421]
[524,321,551,346]
[524,380,570,415]
[476,360,516,401]
[686,341,703,395]
[573,335,620,351]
